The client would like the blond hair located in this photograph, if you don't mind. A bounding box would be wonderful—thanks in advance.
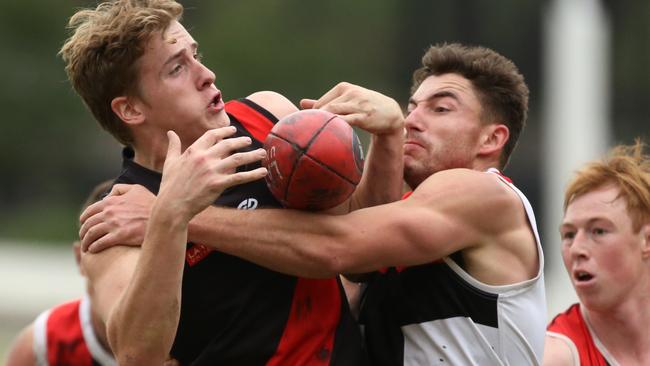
[564,139,650,232]
[60,0,183,145]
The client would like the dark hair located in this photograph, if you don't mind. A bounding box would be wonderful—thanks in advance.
[411,43,529,168]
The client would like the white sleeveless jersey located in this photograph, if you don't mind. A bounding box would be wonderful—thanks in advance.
[359,169,547,366]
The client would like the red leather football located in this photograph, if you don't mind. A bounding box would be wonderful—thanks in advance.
[262,109,365,210]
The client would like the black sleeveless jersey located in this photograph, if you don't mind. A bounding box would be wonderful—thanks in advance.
[113,99,366,365]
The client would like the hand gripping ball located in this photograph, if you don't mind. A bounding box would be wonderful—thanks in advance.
[262,109,365,210]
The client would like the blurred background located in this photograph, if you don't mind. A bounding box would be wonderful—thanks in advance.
[0,0,648,359]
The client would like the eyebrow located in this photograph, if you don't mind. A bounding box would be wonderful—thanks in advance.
[162,42,198,69]
[408,90,460,106]
[559,217,612,231]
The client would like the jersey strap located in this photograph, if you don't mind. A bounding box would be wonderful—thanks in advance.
[225,98,278,143]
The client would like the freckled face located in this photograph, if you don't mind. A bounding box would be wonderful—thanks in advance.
[560,185,646,310]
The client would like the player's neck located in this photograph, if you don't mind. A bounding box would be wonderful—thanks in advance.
[585,295,650,362]
[131,132,168,172]
[470,157,500,173]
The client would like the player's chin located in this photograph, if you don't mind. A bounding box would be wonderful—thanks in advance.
[404,142,427,157]
[402,151,421,166]
[205,112,230,129]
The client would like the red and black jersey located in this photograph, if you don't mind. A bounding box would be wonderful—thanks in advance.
[33,297,115,366]
[547,303,612,366]
[113,98,365,365]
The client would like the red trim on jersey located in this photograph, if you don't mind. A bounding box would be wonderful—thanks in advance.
[186,243,213,267]
[401,191,413,200]
[267,278,340,365]
[183,100,275,267]
[493,171,513,183]
[46,299,94,366]
[225,99,275,142]
[547,303,609,366]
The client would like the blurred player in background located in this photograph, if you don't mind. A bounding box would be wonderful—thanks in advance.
[81,43,546,365]
[4,180,117,366]
[544,139,650,366]
[62,0,403,364]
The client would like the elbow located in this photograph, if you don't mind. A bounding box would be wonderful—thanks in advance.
[113,345,167,366]
[316,236,356,277]
[301,218,359,278]
[319,251,347,278]
[107,320,167,366]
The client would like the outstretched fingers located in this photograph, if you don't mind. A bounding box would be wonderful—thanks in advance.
[310,82,354,109]
[190,126,238,151]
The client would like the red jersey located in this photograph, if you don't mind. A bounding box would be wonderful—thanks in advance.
[547,303,613,366]
[33,296,115,366]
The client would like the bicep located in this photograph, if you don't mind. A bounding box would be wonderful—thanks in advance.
[340,199,475,272]
[543,333,578,366]
[339,172,514,272]
[81,246,140,324]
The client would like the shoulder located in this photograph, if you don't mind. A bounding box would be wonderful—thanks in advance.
[548,303,582,332]
[543,332,579,366]
[4,323,36,365]
[246,91,298,120]
[414,168,521,215]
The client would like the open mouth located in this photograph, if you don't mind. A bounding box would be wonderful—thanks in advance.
[574,270,594,282]
[209,92,222,109]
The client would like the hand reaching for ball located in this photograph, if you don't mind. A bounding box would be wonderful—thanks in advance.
[300,82,404,136]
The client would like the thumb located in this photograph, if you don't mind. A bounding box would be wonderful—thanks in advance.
[166,130,182,161]
[300,99,317,109]
[107,183,132,197]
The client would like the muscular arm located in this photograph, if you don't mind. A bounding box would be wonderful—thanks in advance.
[190,169,534,282]
[102,206,187,365]
[348,125,404,211]
[82,129,268,364]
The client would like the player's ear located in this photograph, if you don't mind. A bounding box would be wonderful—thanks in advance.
[478,123,509,157]
[641,223,650,259]
[111,95,145,126]
[72,241,85,275]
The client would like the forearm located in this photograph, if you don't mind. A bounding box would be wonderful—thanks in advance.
[190,206,349,278]
[350,129,404,211]
[108,206,187,365]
